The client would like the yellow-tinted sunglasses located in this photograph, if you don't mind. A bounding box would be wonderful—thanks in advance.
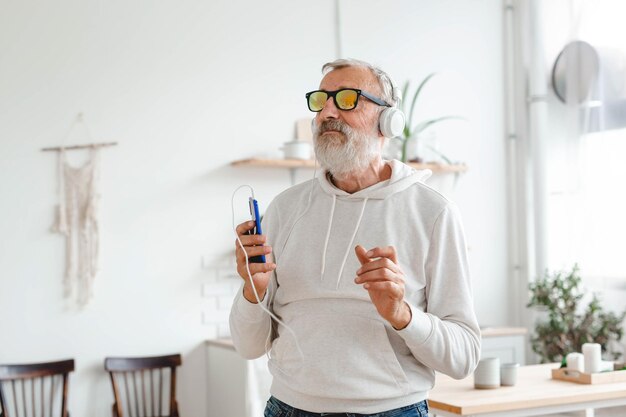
[305,88,390,112]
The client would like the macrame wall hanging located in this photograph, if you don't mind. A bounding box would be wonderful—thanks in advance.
[42,113,117,306]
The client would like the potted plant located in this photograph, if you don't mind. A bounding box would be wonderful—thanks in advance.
[396,73,464,163]
[527,264,626,363]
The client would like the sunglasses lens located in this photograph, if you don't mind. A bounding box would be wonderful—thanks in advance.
[308,91,328,112]
[336,89,358,110]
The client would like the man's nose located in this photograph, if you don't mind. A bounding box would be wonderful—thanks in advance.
[318,96,339,120]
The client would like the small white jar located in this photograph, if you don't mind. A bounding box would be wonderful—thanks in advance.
[280,141,311,160]
[500,362,520,386]
[474,357,500,389]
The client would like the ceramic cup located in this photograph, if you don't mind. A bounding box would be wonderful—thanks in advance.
[474,357,500,389]
[281,141,311,160]
[500,362,520,386]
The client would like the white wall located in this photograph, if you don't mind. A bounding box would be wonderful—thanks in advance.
[0,1,507,416]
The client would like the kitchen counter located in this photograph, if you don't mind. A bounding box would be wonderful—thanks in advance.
[205,338,236,349]
[480,326,528,337]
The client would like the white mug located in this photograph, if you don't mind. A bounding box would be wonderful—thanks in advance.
[500,362,520,386]
[474,357,500,389]
[281,141,311,160]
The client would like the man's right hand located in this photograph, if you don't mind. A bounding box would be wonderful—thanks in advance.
[235,220,276,303]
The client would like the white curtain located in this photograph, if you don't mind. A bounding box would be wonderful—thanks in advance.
[513,0,626,362]
[538,0,626,282]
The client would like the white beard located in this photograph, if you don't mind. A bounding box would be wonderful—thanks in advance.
[312,120,380,179]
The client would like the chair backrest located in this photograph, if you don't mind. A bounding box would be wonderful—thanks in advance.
[0,359,74,417]
[104,354,181,417]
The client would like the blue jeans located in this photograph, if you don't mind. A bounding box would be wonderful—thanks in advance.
[264,396,429,417]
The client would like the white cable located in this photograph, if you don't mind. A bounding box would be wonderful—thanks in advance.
[231,185,304,373]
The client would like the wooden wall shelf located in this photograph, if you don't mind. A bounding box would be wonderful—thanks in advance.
[231,158,468,173]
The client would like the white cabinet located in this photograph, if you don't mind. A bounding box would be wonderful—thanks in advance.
[480,327,528,365]
[206,340,270,417]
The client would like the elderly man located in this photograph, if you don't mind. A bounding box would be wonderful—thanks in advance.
[230,59,480,417]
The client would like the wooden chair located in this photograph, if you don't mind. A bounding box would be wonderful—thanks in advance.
[0,359,74,417]
[104,354,181,417]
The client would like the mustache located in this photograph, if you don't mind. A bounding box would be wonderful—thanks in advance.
[317,119,351,136]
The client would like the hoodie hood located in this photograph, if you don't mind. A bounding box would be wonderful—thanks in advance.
[317,159,432,200]
[316,160,432,288]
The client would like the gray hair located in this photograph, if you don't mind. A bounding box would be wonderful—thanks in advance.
[321,58,400,107]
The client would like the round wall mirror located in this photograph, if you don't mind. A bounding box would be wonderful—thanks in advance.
[552,40,599,104]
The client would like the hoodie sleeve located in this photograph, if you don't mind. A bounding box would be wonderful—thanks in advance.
[228,202,278,360]
[395,203,481,379]
[229,282,273,359]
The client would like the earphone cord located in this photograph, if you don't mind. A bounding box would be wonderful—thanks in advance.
[231,185,304,370]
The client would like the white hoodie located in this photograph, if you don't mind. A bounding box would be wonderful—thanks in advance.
[229,159,481,414]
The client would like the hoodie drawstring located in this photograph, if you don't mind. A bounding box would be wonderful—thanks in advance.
[335,198,368,289]
[320,194,337,280]
[314,162,432,289]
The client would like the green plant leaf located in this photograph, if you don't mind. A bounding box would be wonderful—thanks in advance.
[400,80,410,115]
[421,143,453,164]
[411,116,465,136]
[399,74,467,162]
[407,72,438,135]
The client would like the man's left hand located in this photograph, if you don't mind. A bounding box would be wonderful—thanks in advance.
[354,245,412,330]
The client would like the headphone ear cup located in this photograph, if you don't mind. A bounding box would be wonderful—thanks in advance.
[379,107,405,138]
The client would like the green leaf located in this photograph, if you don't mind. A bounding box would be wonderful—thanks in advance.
[421,143,453,164]
[411,116,465,136]
[407,73,438,136]
[400,80,410,115]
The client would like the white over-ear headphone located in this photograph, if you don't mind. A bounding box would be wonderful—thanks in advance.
[379,106,405,138]
[378,76,405,138]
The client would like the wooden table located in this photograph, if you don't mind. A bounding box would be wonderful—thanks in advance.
[429,363,626,417]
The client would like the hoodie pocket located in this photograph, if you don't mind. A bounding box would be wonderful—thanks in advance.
[270,313,410,400]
